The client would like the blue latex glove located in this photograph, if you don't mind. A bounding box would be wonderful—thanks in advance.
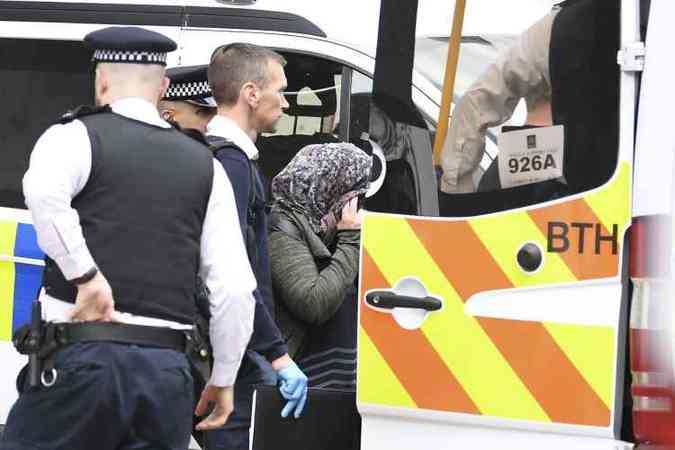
[277,361,308,418]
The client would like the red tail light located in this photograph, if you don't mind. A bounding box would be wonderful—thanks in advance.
[629,215,675,446]
[629,216,670,279]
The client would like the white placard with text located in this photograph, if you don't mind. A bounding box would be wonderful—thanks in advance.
[498,125,565,188]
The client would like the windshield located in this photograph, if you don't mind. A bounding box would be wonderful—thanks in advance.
[415,34,521,170]
[415,35,516,98]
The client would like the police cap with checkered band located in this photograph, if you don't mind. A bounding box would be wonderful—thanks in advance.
[164,65,217,108]
[84,26,177,66]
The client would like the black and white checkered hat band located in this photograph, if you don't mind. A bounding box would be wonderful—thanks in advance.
[166,81,211,100]
[93,49,167,65]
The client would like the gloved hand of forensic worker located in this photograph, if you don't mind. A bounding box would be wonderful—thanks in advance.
[273,356,308,418]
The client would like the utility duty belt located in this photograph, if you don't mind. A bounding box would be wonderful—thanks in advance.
[13,302,211,388]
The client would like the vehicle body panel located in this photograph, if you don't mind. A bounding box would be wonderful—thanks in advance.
[357,163,632,448]
[630,0,675,446]
[0,208,43,421]
[355,0,641,448]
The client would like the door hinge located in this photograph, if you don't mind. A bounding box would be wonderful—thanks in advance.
[617,42,645,72]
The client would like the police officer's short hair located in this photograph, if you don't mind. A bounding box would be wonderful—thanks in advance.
[208,43,286,107]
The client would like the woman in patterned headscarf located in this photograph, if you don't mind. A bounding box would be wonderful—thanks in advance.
[268,142,372,391]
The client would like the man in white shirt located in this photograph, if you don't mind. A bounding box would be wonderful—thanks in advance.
[0,26,255,450]
[205,43,308,450]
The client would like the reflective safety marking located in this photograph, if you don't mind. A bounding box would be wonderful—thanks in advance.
[12,264,42,332]
[0,221,18,341]
[408,218,610,426]
[584,163,631,238]
[364,217,547,420]
[12,223,44,332]
[359,250,479,413]
[15,223,43,260]
[359,164,630,427]
[357,327,416,408]
[528,199,619,280]
[543,322,615,409]
[469,211,576,286]
[466,215,611,425]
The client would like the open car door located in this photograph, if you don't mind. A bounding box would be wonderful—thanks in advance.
[357,1,640,449]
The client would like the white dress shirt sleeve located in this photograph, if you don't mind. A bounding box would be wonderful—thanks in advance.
[200,160,257,387]
[23,120,97,279]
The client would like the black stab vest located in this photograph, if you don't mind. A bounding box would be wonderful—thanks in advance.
[43,111,214,325]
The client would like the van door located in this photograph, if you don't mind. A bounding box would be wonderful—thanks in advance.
[357,1,639,449]
[629,0,675,446]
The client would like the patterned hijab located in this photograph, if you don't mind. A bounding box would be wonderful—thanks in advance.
[271,143,372,234]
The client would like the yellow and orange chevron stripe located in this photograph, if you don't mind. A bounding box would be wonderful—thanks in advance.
[357,164,630,427]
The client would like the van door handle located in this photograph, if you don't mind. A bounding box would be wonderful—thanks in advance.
[365,291,442,311]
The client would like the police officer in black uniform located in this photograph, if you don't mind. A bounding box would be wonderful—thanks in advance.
[0,27,256,450]
[160,65,217,133]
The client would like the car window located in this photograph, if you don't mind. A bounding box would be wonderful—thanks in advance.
[415,36,515,98]
[0,38,93,210]
[256,52,343,183]
[249,49,434,216]
[350,70,427,215]
[272,86,340,136]
[436,3,621,216]
[416,36,526,171]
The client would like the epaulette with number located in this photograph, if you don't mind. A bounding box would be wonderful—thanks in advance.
[58,104,112,124]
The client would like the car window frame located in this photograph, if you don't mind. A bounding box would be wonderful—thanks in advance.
[179,28,441,215]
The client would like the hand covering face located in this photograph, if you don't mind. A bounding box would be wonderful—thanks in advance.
[271,142,372,234]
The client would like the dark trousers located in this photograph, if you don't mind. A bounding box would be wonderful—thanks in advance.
[205,351,276,450]
[0,342,194,450]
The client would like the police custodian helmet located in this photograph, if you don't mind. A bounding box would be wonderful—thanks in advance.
[84,26,177,66]
[164,65,217,108]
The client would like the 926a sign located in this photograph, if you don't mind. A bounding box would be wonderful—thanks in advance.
[507,153,558,174]
[498,125,564,188]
